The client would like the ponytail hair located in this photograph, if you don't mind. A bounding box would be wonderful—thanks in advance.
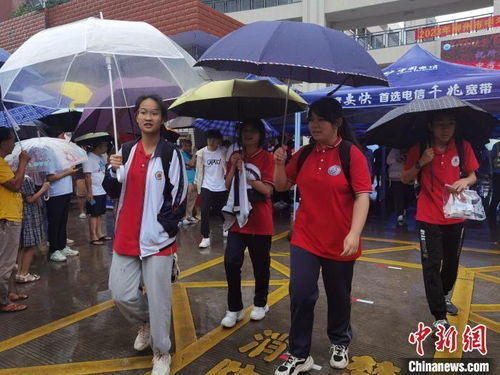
[308,97,362,150]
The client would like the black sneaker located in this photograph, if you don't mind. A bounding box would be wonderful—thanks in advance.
[275,355,314,375]
[445,297,458,315]
[432,319,451,337]
[329,344,349,369]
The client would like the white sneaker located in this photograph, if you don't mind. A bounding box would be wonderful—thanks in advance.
[78,213,87,219]
[50,250,67,262]
[199,238,211,248]
[133,323,151,351]
[329,344,349,369]
[188,216,199,223]
[397,215,405,226]
[223,230,229,237]
[152,353,170,375]
[250,305,269,321]
[61,247,79,256]
[275,355,314,375]
[221,310,244,328]
[66,238,74,245]
[181,219,191,226]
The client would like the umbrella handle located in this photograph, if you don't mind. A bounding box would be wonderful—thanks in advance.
[281,77,291,146]
[106,55,120,150]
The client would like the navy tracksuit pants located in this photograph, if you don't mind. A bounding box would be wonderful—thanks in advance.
[288,245,354,358]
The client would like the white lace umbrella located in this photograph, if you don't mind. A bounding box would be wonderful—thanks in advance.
[0,17,208,146]
[6,137,87,173]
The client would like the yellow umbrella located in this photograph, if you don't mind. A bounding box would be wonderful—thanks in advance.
[169,79,307,121]
[60,82,93,109]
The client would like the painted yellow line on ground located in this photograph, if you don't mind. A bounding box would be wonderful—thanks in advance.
[363,245,416,255]
[270,252,290,257]
[0,300,115,354]
[270,258,291,277]
[181,280,288,288]
[469,312,500,334]
[475,272,500,284]
[171,282,289,374]
[435,268,475,359]
[172,284,197,351]
[462,248,500,255]
[178,256,225,280]
[272,231,289,242]
[0,356,153,375]
[358,256,422,269]
[467,265,500,273]
[471,304,500,312]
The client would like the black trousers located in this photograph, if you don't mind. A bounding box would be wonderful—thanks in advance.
[417,221,465,321]
[289,245,354,358]
[46,193,72,254]
[200,188,227,238]
[224,232,271,312]
[390,180,414,217]
[487,173,500,227]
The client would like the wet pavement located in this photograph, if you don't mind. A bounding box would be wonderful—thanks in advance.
[0,201,498,374]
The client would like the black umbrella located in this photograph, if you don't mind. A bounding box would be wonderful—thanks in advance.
[39,111,82,133]
[366,96,498,149]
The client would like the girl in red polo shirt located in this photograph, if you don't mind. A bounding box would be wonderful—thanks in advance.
[220,119,275,328]
[108,95,187,375]
[402,110,478,333]
[274,97,372,375]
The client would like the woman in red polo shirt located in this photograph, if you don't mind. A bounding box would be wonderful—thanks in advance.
[108,95,187,375]
[402,110,478,333]
[220,119,275,328]
[274,97,372,375]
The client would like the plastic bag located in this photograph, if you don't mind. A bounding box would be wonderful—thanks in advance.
[443,185,486,221]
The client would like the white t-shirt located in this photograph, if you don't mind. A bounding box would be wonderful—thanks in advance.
[47,171,73,197]
[83,152,107,196]
[202,148,226,192]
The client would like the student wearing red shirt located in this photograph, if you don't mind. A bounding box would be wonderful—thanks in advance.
[221,119,275,328]
[402,110,478,333]
[274,98,372,375]
[108,95,187,375]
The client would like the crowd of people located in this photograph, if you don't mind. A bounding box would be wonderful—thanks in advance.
[0,93,498,375]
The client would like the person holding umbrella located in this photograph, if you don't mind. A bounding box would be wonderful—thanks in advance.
[274,97,372,374]
[107,95,187,375]
[221,118,275,328]
[402,109,479,332]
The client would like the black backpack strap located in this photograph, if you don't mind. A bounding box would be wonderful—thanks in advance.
[296,143,315,175]
[339,140,352,189]
[455,137,465,177]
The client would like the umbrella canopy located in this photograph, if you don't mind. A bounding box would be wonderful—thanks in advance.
[195,21,387,87]
[73,132,113,146]
[169,79,307,121]
[5,137,87,173]
[192,118,279,139]
[0,102,54,128]
[365,96,498,149]
[73,76,180,139]
[0,17,209,146]
[39,110,82,133]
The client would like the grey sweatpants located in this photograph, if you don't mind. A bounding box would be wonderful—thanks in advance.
[109,252,173,354]
[0,220,22,307]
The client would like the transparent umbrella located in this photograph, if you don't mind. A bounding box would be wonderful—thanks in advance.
[0,17,208,146]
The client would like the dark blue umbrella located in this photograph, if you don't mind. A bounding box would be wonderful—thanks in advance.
[192,118,278,139]
[196,21,387,87]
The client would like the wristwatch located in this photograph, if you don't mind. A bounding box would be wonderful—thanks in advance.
[415,161,422,170]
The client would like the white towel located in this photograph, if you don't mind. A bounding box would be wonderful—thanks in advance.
[222,163,252,231]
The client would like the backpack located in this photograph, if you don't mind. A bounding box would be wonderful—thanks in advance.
[296,140,353,194]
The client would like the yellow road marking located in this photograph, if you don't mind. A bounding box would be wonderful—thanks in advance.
[467,265,500,273]
[471,304,500,312]
[272,231,289,242]
[358,256,422,269]
[363,245,416,255]
[270,252,290,257]
[179,256,224,279]
[0,300,115,354]
[461,248,500,255]
[435,269,475,359]
[270,259,291,277]
[0,356,153,375]
[469,312,500,334]
[181,280,288,288]
[171,282,289,374]
[172,284,197,351]
[475,272,500,284]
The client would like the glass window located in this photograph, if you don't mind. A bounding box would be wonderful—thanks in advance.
[214,1,225,12]
[253,0,265,8]
[266,0,278,7]
[387,31,400,47]
[371,33,385,49]
[278,0,290,4]
[357,36,369,49]
[405,29,416,44]
[226,0,237,11]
